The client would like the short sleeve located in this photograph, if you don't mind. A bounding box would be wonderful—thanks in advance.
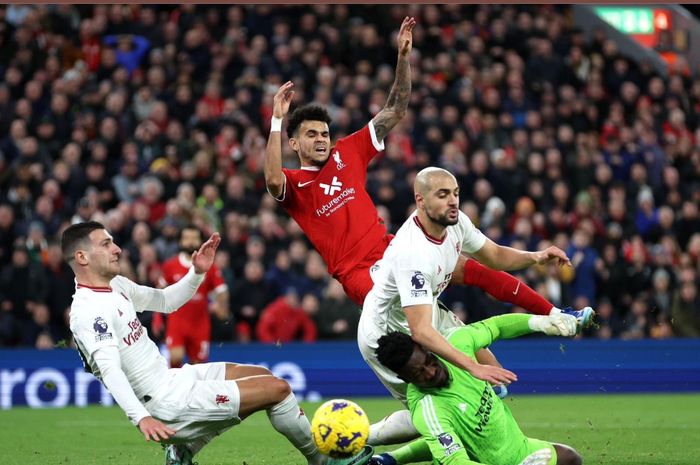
[395,254,435,308]
[271,171,289,203]
[458,212,487,254]
[70,305,118,357]
[338,123,385,167]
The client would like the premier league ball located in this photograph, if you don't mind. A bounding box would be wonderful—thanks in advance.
[310,399,370,458]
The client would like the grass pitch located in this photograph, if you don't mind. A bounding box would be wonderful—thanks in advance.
[1,393,698,465]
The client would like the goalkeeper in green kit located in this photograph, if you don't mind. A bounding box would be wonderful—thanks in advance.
[372,314,583,465]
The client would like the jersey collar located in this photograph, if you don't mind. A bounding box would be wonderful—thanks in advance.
[75,279,113,292]
[413,216,447,245]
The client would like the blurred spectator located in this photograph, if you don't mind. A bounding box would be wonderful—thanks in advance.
[231,260,273,342]
[566,228,600,304]
[103,34,151,75]
[0,242,48,345]
[256,289,317,343]
[672,281,700,337]
[314,279,360,340]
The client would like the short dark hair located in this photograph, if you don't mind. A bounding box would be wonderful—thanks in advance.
[178,224,201,242]
[286,104,332,139]
[61,221,105,263]
[376,331,416,374]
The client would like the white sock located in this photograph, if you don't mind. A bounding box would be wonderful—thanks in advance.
[367,409,419,446]
[267,393,324,465]
[529,313,576,336]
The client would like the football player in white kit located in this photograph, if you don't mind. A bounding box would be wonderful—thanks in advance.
[64,222,326,465]
[358,167,585,450]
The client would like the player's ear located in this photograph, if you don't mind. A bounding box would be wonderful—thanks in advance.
[289,137,299,153]
[415,192,424,209]
[74,249,88,266]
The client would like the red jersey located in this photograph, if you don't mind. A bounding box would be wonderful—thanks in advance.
[278,123,388,280]
[159,254,227,324]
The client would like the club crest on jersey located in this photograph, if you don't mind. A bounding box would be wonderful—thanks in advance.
[332,150,346,170]
[215,394,230,405]
[93,317,113,341]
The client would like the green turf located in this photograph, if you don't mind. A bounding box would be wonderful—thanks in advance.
[1,394,698,464]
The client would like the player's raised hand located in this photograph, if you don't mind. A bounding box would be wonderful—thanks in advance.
[397,16,416,57]
[138,416,176,442]
[192,232,221,274]
[469,363,518,386]
[273,81,295,119]
[533,245,572,268]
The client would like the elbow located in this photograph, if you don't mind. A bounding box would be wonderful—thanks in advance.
[265,177,284,196]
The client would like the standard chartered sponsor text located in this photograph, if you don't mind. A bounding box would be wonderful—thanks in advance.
[316,187,356,217]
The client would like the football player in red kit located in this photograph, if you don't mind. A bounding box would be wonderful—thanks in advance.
[158,225,228,367]
[263,17,581,326]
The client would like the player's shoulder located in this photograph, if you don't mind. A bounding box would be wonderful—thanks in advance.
[69,288,111,326]
[444,325,478,351]
[110,275,135,295]
[281,167,304,179]
[335,124,370,146]
[456,210,475,228]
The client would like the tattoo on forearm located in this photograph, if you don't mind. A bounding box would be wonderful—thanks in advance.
[373,54,411,141]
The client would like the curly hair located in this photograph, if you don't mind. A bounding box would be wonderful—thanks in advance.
[286,104,332,139]
[376,331,416,374]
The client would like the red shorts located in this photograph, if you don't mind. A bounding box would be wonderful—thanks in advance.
[165,319,211,364]
[337,234,393,306]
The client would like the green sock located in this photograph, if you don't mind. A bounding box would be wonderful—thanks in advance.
[389,438,432,464]
[482,313,534,339]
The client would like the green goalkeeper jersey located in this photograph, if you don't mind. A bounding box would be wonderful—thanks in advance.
[406,315,540,465]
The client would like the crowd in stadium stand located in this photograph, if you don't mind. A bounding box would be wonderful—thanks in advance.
[0,4,699,349]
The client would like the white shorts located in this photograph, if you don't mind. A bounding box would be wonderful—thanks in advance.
[146,362,242,443]
[357,301,464,403]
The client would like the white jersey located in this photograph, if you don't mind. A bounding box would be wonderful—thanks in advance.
[70,276,171,401]
[363,210,486,335]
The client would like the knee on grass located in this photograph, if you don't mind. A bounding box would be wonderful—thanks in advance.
[555,444,582,465]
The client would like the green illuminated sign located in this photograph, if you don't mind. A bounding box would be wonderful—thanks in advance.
[594,7,654,34]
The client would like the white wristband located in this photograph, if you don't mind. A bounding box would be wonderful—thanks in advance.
[270,116,283,132]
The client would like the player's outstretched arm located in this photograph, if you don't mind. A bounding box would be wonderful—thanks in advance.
[404,304,517,385]
[92,346,175,440]
[371,16,415,142]
[470,238,572,272]
[265,81,294,199]
[124,234,220,314]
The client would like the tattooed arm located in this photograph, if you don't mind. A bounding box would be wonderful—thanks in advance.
[371,16,415,142]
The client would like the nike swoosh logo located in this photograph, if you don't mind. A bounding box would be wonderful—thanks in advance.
[297,180,315,188]
[513,281,521,295]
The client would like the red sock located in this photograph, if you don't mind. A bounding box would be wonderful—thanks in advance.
[462,259,553,315]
